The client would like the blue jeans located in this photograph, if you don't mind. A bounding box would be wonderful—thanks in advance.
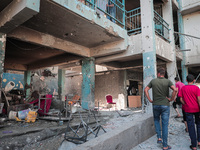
[153,105,170,147]
[107,9,116,23]
[185,112,200,147]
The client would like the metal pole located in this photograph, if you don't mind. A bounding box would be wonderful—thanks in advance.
[122,0,125,28]
[174,31,200,40]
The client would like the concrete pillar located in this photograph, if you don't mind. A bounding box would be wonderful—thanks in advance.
[58,69,65,101]
[123,70,127,108]
[117,70,127,109]
[81,57,95,110]
[24,70,31,98]
[163,0,177,83]
[0,33,6,103]
[177,0,188,84]
[141,0,157,113]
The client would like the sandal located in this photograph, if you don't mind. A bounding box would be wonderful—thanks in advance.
[190,145,197,150]
[157,139,162,144]
[175,115,181,118]
[163,145,171,150]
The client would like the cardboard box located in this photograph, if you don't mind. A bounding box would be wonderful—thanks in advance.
[128,96,141,108]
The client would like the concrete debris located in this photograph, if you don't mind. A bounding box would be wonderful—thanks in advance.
[116,110,132,117]
[58,141,77,150]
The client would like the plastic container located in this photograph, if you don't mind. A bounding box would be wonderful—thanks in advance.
[25,111,37,123]
[9,111,17,120]
[18,109,30,120]
[59,120,63,126]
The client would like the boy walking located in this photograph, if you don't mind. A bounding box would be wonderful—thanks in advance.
[173,77,184,118]
[179,74,200,150]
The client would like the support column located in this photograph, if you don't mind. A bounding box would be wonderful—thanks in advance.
[81,57,95,110]
[141,0,157,113]
[0,33,6,103]
[58,69,65,101]
[177,0,188,84]
[163,0,177,83]
[24,70,31,99]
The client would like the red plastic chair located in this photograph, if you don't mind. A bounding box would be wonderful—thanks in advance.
[106,95,116,110]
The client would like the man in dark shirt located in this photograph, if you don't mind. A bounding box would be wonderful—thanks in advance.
[144,67,177,150]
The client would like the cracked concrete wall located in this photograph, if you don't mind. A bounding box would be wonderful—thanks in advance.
[65,70,143,109]
[95,70,127,109]
[156,35,174,62]
[183,12,200,66]
[65,70,127,109]
[65,76,82,97]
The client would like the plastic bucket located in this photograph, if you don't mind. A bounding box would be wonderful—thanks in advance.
[18,109,30,120]
[9,111,17,120]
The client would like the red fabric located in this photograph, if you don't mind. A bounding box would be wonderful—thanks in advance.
[106,95,116,104]
[176,81,185,110]
[30,99,39,104]
[176,81,185,95]
[30,95,52,115]
[179,85,200,113]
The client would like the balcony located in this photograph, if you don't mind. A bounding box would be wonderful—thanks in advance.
[126,7,141,35]
[154,11,170,42]
[85,0,125,28]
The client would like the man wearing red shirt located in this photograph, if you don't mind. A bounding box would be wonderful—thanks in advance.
[179,74,200,150]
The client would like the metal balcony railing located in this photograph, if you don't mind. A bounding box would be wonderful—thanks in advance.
[85,0,125,27]
[154,10,170,42]
[83,1,169,40]
[125,7,141,35]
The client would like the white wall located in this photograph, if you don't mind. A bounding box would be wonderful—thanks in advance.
[182,0,200,8]
[155,35,174,62]
[183,11,200,65]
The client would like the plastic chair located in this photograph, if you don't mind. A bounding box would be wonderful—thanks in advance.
[105,95,116,110]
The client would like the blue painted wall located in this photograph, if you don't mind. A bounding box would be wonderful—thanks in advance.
[2,73,24,91]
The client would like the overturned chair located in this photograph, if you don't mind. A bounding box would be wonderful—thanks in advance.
[63,108,106,144]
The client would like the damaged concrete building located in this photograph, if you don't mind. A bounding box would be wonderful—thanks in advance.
[0,0,200,149]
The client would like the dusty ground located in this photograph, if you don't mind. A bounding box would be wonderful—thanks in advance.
[1,106,187,150]
[0,107,142,150]
[132,107,191,150]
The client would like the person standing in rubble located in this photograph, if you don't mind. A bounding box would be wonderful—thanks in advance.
[179,74,200,150]
[144,67,177,150]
